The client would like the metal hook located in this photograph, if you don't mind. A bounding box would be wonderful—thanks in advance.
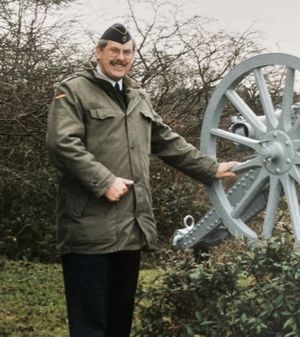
[183,215,195,228]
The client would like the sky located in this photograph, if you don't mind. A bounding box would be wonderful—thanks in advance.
[65,0,300,57]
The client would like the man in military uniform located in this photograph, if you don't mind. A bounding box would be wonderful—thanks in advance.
[46,23,238,337]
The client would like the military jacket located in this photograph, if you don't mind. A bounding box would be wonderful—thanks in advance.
[46,67,218,254]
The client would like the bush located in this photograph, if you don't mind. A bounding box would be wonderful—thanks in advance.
[0,0,81,262]
[151,160,210,244]
[0,165,58,262]
[133,235,300,337]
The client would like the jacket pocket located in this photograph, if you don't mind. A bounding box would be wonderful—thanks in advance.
[89,108,117,120]
[60,182,90,219]
[67,190,90,219]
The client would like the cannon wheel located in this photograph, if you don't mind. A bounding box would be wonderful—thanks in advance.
[201,53,300,246]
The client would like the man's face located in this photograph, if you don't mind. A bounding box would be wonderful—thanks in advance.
[96,40,134,81]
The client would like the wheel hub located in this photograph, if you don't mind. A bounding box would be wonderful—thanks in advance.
[259,130,294,175]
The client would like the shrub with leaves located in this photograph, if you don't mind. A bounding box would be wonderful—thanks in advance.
[133,235,300,337]
[0,0,80,261]
[150,161,210,244]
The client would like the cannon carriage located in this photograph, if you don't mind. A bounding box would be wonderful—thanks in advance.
[173,53,300,250]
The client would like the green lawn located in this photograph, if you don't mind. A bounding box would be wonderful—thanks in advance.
[0,258,160,337]
[0,259,68,337]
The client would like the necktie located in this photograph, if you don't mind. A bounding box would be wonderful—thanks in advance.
[114,82,122,95]
[115,82,127,108]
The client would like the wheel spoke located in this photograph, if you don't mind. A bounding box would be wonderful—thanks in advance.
[289,117,300,138]
[231,169,269,219]
[253,68,277,129]
[208,183,258,241]
[210,128,261,151]
[293,140,300,150]
[278,67,295,131]
[290,166,300,184]
[231,156,262,174]
[225,89,266,135]
[262,176,282,239]
[295,152,300,165]
[281,174,300,240]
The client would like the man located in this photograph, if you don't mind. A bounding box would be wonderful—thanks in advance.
[46,23,237,337]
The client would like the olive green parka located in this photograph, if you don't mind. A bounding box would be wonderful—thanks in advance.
[46,66,218,254]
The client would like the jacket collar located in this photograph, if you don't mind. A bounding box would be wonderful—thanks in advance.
[76,61,149,114]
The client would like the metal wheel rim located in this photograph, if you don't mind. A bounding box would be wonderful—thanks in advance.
[201,53,300,245]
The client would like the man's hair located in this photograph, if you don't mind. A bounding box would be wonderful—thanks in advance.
[97,39,136,52]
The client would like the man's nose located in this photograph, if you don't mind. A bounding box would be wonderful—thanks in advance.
[117,51,126,60]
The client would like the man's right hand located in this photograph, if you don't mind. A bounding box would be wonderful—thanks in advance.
[104,177,134,202]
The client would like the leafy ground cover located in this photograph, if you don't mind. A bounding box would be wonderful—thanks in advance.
[0,259,67,337]
[0,257,159,337]
[2,235,300,337]
[134,236,300,337]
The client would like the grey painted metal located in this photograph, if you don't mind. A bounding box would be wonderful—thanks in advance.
[199,53,300,247]
[172,169,269,248]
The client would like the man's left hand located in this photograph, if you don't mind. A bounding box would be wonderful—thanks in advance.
[215,161,239,179]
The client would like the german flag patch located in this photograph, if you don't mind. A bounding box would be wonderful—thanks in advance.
[55,92,66,99]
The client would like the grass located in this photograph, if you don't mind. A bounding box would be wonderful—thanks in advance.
[0,259,68,337]
[0,257,161,337]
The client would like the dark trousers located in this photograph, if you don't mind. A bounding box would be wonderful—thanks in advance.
[61,250,141,337]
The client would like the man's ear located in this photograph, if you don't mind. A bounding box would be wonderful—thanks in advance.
[95,47,101,61]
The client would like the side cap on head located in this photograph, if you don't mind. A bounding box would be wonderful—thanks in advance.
[100,23,132,44]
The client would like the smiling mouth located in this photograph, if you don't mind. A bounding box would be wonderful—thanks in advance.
[111,62,127,68]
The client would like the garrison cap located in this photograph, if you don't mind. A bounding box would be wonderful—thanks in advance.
[100,23,132,44]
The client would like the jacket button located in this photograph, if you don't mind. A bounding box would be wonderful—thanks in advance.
[90,179,100,187]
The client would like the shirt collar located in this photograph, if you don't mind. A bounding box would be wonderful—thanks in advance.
[96,64,123,90]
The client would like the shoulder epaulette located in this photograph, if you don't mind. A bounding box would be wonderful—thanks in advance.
[60,73,79,84]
